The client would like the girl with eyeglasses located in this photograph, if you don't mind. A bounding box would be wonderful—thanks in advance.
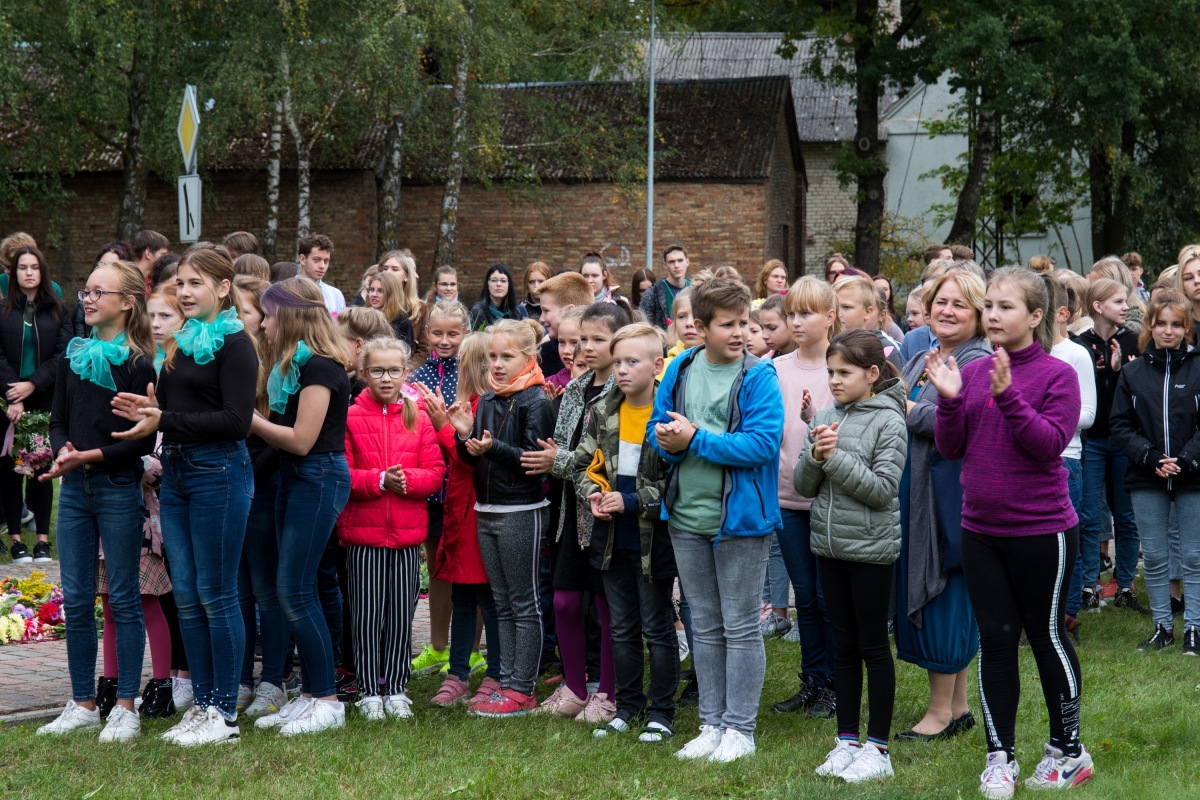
[469,263,519,332]
[243,277,355,737]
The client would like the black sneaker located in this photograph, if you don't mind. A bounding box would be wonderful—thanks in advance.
[1138,624,1174,651]
[139,678,176,719]
[335,667,359,703]
[773,674,820,714]
[806,685,837,719]
[676,672,699,707]
[96,676,118,720]
[1081,588,1098,610]
[31,541,51,563]
[9,540,31,564]
[1115,589,1151,616]
[1172,596,1186,619]
[1183,628,1199,656]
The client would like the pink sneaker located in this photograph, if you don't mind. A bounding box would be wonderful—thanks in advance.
[465,677,502,708]
[468,688,537,717]
[574,692,616,724]
[533,684,587,717]
[430,676,470,707]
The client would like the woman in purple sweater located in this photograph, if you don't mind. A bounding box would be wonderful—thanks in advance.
[925,268,1093,799]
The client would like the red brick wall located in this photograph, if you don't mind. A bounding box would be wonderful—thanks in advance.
[764,113,799,278]
[0,170,776,299]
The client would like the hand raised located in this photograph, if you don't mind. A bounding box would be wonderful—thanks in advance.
[923,348,962,399]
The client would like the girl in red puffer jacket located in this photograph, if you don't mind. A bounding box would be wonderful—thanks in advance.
[339,337,445,721]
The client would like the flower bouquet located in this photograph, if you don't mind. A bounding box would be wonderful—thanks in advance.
[0,405,52,477]
[0,571,69,644]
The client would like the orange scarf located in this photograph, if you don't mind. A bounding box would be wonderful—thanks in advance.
[489,358,545,397]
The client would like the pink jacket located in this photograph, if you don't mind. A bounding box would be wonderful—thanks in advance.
[339,388,446,549]
[774,351,835,511]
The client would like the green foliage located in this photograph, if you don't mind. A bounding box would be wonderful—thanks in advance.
[829,213,938,288]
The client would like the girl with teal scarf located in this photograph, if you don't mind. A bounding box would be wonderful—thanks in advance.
[112,243,258,746]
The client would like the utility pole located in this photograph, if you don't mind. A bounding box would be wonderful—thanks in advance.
[645,0,655,271]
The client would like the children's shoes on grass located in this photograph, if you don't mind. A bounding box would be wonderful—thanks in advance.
[430,677,470,707]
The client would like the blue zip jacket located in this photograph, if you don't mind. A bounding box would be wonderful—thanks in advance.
[647,346,784,539]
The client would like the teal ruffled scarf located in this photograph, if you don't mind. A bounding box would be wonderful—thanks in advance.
[173,307,243,365]
[66,331,129,391]
[267,340,313,414]
[153,345,165,374]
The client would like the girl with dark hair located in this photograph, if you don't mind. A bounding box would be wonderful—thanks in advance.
[629,268,655,311]
[798,329,907,783]
[469,264,519,331]
[0,246,72,564]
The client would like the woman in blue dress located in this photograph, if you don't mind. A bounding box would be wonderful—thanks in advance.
[895,268,988,740]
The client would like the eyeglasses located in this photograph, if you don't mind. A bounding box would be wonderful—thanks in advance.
[77,289,127,303]
[367,367,405,379]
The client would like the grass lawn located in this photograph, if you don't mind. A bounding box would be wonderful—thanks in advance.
[4,592,1199,799]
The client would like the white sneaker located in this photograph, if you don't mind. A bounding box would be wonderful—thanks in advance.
[980,750,1020,799]
[357,695,386,721]
[98,704,141,742]
[1025,743,1092,789]
[707,728,756,763]
[815,738,859,777]
[255,695,312,729]
[36,700,101,736]
[676,628,690,662]
[172,678,194,711]
[161,705,203,742]
[384,693,414,719]
[279,698,345,737]
[839,742,893,783]
[675,725,724,760]
[236,683,254,712]
[243,682,287,718]
[170,706,240,747]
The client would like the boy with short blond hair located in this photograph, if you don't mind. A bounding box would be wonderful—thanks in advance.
[537,272,593,375]
[834,276,903,369]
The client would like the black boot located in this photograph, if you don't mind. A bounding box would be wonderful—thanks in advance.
[139,678,176,719]
[96,676,118,720]
[773,673,820,714]
[676,668,699,707]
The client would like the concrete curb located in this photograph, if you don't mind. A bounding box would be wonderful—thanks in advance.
[1,705,64,727]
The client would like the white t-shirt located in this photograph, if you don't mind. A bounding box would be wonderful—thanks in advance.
[317,280,346,315]
[1052,337,1097,460]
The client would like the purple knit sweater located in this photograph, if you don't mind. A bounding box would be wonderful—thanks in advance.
[934,341,1081,537]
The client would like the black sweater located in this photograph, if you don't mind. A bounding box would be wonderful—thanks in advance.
[49,355,157,473]
[1075,326,1141,438]
[157,330,258,444]
[0,295,72,413]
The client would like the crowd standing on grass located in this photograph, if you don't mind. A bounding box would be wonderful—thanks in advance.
[16,222,1200,795]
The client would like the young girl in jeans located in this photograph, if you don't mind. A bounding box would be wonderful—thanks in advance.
[248,277,354,736]
[926,268,1092,798]
[114,243,258,746]
[340,337,445,720]
[1110,291,1200,654]
[37,260,157,743]
[452,318,556,717]
[798,330,907,783]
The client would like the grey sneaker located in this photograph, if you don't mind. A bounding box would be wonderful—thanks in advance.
[760,613,794,638]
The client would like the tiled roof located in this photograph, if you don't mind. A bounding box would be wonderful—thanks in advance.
[614,32,898,143]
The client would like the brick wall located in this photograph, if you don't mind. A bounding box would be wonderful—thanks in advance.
[802,142,864,276]
[1,171,781,300]
[764,113,799,278]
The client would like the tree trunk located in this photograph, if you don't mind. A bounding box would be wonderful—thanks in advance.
[433,51,468,270]
[1088,120,1136,259]
[947,102,997,246]
[280,46,311,241]
[377,111,405,257]
[851,0,885,275]
[117,53,146,242]
[264,100,283,262]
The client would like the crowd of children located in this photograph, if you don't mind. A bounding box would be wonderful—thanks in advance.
[17,226,1197,796]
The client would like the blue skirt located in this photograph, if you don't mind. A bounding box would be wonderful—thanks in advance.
[896,461,979,673]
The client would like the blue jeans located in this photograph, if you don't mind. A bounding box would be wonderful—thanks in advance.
[239,473,287,688]
[449,583,500,681]
[761,532,791,608]
[1080,436,1140,588]
[1063,458,1085,617]
[1131,490,1200,630]
[161,441,254,720]
[58,468,146,701]
[275,453,350,698]
[777,509,835,683]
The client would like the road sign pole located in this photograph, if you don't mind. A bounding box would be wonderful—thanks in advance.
[177,85,202,242]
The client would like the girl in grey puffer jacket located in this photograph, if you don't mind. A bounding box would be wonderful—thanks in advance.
[796,329,907,783]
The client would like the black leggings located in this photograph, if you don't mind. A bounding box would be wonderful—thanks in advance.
[962,528,1081,759]
[818,557,895,743]
[0,456,52,541]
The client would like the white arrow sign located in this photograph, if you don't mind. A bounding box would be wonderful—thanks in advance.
[177,84,200,175]
[178,175,201,243]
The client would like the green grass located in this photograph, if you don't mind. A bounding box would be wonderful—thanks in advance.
[4,595,1199,799]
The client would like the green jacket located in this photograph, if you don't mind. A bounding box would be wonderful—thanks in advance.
[573,386,671,576]
[549,369,618,542]
[797,377,907,565]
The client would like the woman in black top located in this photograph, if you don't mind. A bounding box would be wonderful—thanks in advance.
[468,263,519,332]
[247,277,353,736]
[0,246,71,563]
[113,242,258,746]
[37,260,156,741]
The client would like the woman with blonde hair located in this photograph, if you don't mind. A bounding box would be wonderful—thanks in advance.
[366,270,416,354]
[753,259,789,304]
[1028,255,1055,275]
[1089,256,1144,332]
[380,250,429,363]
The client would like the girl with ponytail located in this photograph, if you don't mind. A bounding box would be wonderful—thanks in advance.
[37,260,158,743]
[924,266,1093,796]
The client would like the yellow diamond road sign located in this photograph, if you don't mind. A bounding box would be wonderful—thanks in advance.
[177,85,200,174]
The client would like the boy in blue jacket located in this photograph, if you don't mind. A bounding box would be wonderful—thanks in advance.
[648,278,784,765]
